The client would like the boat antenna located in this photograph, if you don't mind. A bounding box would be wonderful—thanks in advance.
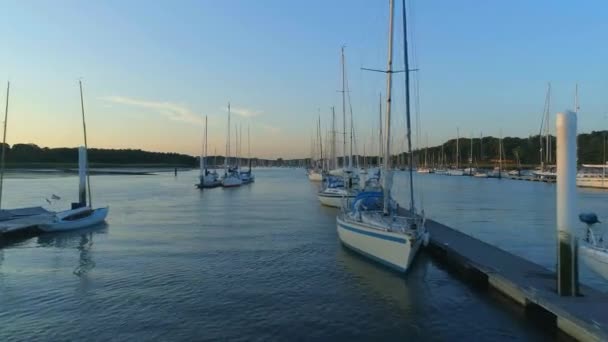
[79,80,92,207]
[402,0,416,212]
[0,82,9,210]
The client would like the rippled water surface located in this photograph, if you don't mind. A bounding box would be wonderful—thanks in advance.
[1,168,604,341]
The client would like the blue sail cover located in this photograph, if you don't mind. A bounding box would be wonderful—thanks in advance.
[324,175,344,189]
[352,191,383,211]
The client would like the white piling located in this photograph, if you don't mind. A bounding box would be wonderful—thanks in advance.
[78,146,87,207]
[556,111,579,296]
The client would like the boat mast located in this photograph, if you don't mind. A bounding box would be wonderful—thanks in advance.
[378,93,383,167]
[456,128,459,169]
[248,124,251,172]
[341,46,347,170]
[402,0,416,210]
[226,103,230,172]
[79,80,92,207]
[546,83,552,165]
[382,0,396,215]
[318,113,323,171]
[332,106,337,170]
[201,115,207,175]
[469,132,473,174]
[0,82,9,210]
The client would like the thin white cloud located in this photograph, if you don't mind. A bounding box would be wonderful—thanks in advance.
[103,96,201,124]
[221,106,263,118]
[260,123,280,134]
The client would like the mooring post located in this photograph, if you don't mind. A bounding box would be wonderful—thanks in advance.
[556,111,579,296]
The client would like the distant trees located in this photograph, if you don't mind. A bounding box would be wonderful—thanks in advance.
[2,144,197,166]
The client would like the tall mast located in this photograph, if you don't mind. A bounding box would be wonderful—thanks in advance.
[575,83,579,114]
[0,82,9,210]
[402,0,416,210]
[382,0,396,215]
[341,46,347,170]
[378,93,383,167]
[226,103,230,171]
[456,128,460,169]
[469,132,473,172]
[201,115,207,175]
[318,113,323,170]
[79,80,92,207]
[547,83,552,164]
[332,106,337,170]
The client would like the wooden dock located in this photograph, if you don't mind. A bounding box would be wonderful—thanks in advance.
[426,218,608,341]
[0,207,55,239]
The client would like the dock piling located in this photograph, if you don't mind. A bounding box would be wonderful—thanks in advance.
[556,111,579,296]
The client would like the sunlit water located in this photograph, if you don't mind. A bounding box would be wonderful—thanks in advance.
[0,168,604,341]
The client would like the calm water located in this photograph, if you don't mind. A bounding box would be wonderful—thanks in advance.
[0,168,604,341]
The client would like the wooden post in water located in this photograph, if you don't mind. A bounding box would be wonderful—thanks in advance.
[556,110,579,296]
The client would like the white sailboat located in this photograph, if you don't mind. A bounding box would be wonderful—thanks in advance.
[197,115,220,189]
[222,103,242,188]
[446,128,464,176]
[40,81,108,232]
[240,125,255,184]
[337,0,429,272]
[318,48,359,207]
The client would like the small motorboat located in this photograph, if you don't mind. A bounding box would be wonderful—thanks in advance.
[39,206,108,232]
[579,212,608,280]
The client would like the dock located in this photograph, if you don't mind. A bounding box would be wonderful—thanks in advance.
[0,207,55,239]
[426,218,608,341]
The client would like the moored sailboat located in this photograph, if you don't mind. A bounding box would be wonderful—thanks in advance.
[197,115,221,189]
[337,0,429,272]
[40,81,108,232]
[222,103,243,188]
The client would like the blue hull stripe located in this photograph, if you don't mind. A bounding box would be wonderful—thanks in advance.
[340,239,406,273]
[337,222,407,244]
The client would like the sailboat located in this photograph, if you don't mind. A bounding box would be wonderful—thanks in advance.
[417,134,432,173]
[308,115,324,181]
[447,128,464,176]
[240,125,255,184]
[39,81,108,232]
[533,83,557,182]
[318,49,360,207]
[197,115,220,189]
[337,0,429,272]
[221,103,243,188]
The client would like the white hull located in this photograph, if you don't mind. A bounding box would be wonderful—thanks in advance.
[577,177,608,189]
[580,244,608,280]
[39,207,108,232]
[308,172,323,182]
[447,170,464,176]
[336,215,423,272]
[317,189,356,208]
[222,175,242,187]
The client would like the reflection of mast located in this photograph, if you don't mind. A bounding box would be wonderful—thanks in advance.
[74,232,95,276]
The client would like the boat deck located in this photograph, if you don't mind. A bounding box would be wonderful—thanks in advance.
[426,218,608,341]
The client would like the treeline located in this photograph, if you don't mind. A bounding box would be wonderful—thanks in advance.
[0,143,286,168]
[414,131,608,167]
[2,144,196,166]
[296,131,608,168]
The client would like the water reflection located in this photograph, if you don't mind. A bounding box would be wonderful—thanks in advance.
[37,224,108,276]
[337,244,429,312]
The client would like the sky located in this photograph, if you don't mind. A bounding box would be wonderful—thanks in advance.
[0,0,606,159]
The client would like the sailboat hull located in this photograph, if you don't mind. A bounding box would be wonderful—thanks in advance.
[336,215,422,273]
[39,207,108,232]
[308,172,323,182]
[317,189,356,208]
[580,244,608,280]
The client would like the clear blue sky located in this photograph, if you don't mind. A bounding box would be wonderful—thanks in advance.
[0,0,606,158]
